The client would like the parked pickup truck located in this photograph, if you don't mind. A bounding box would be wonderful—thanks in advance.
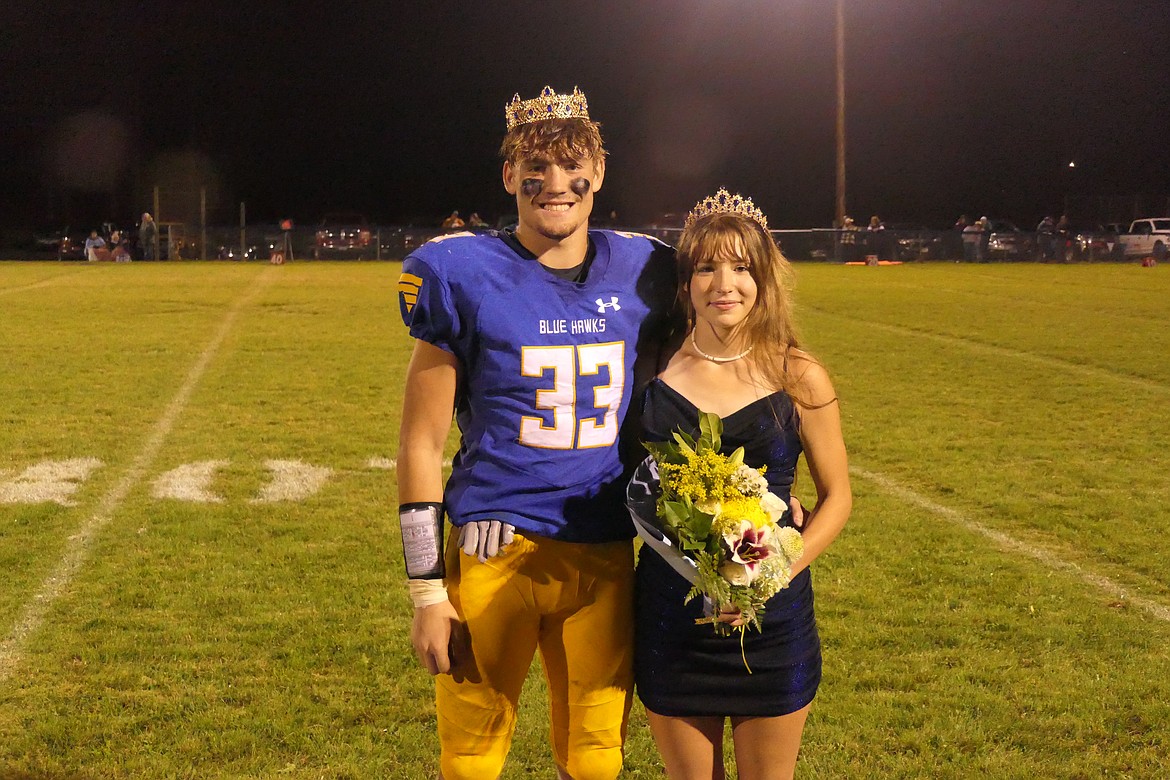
[1117,218,1170,259]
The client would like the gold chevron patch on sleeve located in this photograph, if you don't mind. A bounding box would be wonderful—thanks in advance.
[398,273,423,313]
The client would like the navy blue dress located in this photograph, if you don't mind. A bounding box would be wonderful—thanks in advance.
[634,378,821,717]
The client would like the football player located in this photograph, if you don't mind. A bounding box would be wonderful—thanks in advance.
[396,86,677,779]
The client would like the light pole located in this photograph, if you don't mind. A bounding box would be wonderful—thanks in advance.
[834,0,847,228]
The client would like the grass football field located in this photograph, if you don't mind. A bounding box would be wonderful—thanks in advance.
[1,259,1168,779]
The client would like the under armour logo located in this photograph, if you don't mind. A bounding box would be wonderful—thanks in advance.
[596,296,621,313]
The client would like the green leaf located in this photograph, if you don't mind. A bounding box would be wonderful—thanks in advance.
[698,411,722,451]
[672,430,697,455]
[683,507,715,541]
[645,442,673,460]
[728,447,745,467]
[661,500,689,531]
[646,442,688,469]
[706,535,724,556]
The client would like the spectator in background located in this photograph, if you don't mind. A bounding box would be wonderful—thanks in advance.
[1036,216,1057,262]
[84,230,107,262]
[952,214,971,260]
[109,229,131,262]
[866,215,887,260]
[962,220,982,262]
[977,216,992,262]
[440,210,465,230]
[838,215,859,262]
[467,211,488,228]
[140,213,158,261]
[1056,215,1072,262]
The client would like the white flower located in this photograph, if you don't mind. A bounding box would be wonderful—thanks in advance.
[759,491,787,523]
[720,519,780,589]
[731,464,769,497]
[775,526,805,562]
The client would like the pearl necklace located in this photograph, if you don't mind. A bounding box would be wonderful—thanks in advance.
[690,330,753,363]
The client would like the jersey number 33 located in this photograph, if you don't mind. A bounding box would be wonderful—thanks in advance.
[518,341,625,451]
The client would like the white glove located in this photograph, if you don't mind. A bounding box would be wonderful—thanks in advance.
[458,520,515,562]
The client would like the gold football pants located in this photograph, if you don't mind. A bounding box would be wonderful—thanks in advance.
[436,531,635,780]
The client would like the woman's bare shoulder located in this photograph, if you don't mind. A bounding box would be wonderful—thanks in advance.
[786,349,837,407]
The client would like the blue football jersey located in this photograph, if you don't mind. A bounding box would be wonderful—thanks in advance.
[398,229,677,542]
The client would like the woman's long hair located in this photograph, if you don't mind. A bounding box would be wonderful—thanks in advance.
[676,212,818,408]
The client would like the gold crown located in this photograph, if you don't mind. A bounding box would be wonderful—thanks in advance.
[505,86,590,130]
[685,188,769,231]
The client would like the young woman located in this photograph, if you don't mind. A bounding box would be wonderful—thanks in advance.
[634,190,852,780]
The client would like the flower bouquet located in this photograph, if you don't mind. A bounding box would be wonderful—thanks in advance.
[627,411,804,636]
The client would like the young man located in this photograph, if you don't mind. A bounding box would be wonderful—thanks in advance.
[396,86,677,779]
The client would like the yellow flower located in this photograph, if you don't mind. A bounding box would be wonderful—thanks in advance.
[712,497,770,535]
[661,449,743,504]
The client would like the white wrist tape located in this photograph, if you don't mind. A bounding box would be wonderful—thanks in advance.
[399,502,445,579]
[408,578,450,609]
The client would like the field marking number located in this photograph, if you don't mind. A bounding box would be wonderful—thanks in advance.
[1,458,336,505]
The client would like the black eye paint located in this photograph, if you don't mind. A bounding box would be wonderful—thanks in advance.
[521,179,543,198]
[570,178,591,197]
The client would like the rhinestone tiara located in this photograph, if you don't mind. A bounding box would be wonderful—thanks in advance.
[505,86,591,131]
[685,188,769,231]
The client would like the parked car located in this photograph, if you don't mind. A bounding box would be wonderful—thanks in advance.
[985,219,1034,260]
[886,224,945,260]
[1117,218,1170,260]
[1069,223,1121,261]
[32,226,86,259]
[313,213,372,258]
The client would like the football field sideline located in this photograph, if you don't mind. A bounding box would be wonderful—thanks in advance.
[851,465,1170,623]
[806,305,1170,394]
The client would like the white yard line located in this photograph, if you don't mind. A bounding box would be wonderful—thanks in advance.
[806,307,1170,394]
[852,466,1170,623]
[0,269,87,297]
[0,268,277,683]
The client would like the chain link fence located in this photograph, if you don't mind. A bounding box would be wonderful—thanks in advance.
[2,220,1156,263]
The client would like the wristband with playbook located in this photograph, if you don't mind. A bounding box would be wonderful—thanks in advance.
[399,502,445,579]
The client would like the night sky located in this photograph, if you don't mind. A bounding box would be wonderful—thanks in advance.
[3,0,1168,231]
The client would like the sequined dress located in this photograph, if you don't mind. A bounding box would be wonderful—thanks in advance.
[634,378,821,717]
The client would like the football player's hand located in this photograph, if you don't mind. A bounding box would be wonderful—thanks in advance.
[458,520,515,562]
[790,496,806,529]
[411,600,463,676]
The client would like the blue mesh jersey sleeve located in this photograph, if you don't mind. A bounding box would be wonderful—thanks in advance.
[398,248,460,353]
